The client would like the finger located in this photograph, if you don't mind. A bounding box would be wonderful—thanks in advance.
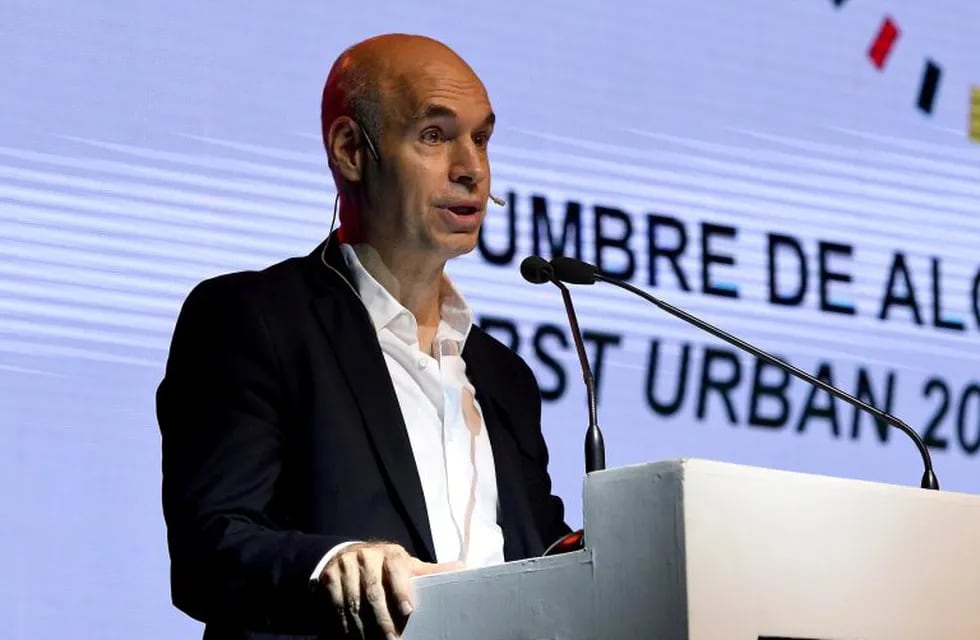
[360,548,397,639]
[322,562,348,635]
[410,558,465,576]
[384,554,415,619]
[348,607,366,640]
[339,553,364,638]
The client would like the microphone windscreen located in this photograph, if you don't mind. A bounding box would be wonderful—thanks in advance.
[520,256,553,284]
[551,256,597,284]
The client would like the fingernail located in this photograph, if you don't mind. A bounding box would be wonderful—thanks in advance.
[386,633,399,640]
[400,600,414,616]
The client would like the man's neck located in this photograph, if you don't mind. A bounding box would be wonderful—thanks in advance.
[351,242,445,351]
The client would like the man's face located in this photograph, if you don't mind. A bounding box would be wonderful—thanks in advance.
[364,56,494,265]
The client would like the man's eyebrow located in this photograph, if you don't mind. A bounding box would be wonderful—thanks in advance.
[413,104,496,128]
[414,104,456,121]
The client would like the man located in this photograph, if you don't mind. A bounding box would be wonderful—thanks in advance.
[158,34,569,639]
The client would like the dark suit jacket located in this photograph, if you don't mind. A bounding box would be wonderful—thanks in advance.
[157,237,569,639]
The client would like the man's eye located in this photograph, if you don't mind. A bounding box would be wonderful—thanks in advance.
[421,128,444,144]
[474,133,490,148]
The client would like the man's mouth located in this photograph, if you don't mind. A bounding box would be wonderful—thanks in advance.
[446,205,479,215]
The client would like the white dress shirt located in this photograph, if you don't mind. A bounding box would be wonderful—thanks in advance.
[311,242,505,577]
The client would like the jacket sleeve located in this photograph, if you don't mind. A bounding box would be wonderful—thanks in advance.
[157,275,342,634]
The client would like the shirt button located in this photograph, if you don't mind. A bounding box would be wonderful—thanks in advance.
[417,357,428,369]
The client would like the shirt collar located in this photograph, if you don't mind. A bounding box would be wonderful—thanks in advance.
[339,242,473,347]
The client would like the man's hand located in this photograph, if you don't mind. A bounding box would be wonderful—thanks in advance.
[319,542,462,639]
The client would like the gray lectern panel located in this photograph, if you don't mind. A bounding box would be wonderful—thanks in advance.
[585,462,688,640]
[403,551,595,640]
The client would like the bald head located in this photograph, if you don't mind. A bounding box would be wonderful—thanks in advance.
[321,34,484,171]
[320,34,495,264]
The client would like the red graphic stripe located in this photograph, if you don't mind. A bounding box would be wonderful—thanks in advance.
[868,17,900,70]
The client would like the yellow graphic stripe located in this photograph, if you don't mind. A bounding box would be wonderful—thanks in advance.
[970,86,980,142]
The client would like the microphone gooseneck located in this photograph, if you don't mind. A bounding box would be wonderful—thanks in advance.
[549,256,939,491]
[520,256,606,473]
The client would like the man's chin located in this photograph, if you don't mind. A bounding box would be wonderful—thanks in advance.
[435,231,480,261]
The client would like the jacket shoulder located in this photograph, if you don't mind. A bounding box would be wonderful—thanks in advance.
[185,255,311,306]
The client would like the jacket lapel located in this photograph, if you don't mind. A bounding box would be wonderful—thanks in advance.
[465,340,543,560]
[305,239,436,562]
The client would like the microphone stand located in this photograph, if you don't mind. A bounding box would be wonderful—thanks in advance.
[518,256,604,556]
[552,277,606,474]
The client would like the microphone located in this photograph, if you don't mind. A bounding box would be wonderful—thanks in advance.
[549,256,940,491]
[520,256,606,474]
[519,255,553,284]
[489,194,506,206]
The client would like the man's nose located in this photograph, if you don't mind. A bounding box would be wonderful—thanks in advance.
[449,139,488,187]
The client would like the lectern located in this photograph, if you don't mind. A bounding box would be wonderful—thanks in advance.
[402,459,980,639]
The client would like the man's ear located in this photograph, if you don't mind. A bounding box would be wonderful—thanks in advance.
[327,116,365,184]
